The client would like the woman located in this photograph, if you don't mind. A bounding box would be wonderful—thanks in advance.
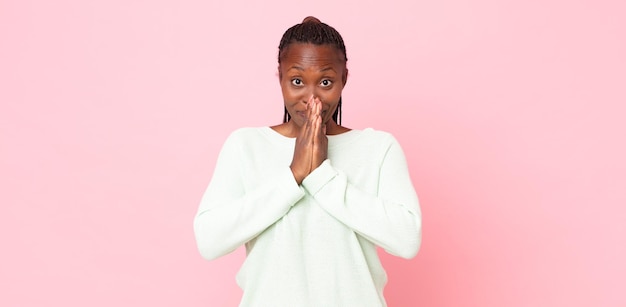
[194,16,422,307]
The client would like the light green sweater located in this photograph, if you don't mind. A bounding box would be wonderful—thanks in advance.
[194,127,421,307]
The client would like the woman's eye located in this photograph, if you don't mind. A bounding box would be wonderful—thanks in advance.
[320,79,333,87]
[291,79,303,86]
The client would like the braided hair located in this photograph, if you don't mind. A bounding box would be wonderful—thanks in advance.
[278,16,347,124]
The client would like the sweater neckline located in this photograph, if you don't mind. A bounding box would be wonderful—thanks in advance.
[260,126,367,148]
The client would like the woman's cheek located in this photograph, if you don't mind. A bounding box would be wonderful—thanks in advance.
[322,91,339,105]
[282,88,298,101]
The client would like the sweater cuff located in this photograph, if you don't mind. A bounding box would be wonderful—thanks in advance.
[302,159,338,195]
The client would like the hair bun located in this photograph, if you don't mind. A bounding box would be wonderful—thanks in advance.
[302,16,321,24]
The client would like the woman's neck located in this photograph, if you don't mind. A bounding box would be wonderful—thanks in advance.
[270,120,350,138]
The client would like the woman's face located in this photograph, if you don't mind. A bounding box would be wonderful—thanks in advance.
[279,43,347,128]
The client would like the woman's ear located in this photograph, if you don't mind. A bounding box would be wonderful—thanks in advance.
[342,68,349,86]
[277,66,283,81]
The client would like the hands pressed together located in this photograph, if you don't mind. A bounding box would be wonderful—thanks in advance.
[290,96,328,185]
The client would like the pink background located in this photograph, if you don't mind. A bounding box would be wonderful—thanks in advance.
[1,0,625,306]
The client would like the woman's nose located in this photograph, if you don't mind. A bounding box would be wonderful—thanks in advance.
[301,88,318,104]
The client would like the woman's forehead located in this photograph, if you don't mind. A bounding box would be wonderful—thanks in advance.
[280,43,345,66]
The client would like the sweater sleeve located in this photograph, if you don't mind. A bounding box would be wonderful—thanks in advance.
[301,135,422,259]
[194,130,306,261]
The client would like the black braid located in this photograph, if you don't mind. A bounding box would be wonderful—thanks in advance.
[278,17,347,125]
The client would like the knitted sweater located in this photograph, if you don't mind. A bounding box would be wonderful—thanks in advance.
[194,127,421,307]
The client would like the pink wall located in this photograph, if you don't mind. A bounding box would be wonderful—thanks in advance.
[1,0,624,306]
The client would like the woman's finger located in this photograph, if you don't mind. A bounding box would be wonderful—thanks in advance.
[315,96,321,117]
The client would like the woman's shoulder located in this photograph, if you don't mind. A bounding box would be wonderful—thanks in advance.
[351,127,396,142]
[217,127,265,149]
[224,126,294,148]
[327,127,398,150]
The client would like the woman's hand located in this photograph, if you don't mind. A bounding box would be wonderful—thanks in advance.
[290,96,328,185]
[311,97,328,172]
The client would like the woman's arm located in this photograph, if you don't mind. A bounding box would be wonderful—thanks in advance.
[301,136,422,259]
[193,131,305,260]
